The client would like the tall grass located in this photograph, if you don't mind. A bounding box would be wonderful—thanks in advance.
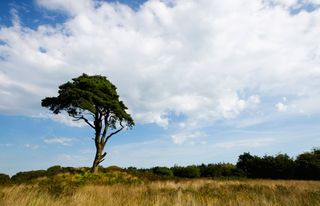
[1,179,320,206]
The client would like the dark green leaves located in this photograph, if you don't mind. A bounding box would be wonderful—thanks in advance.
[41,73,134,128]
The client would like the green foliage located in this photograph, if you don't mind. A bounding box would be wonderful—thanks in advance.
[295,148,320,180]
[11,170,47,184]
[41,73,134,128]
[60,166,78,174]
[236,148,320,180]
[103,165,124,173]
[172,166,200,178]
[152,167,173,177]
[0,173,10,185]
[47,165,62,176]
[76,170,142,185]
[9,166,83,184]
[199,163,245,178]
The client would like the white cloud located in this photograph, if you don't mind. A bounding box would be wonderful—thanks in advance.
[275,102,288,112]
[171,131,205,144]
[44,137,73,146]
[0,0,320,143]
[36,0,95,15]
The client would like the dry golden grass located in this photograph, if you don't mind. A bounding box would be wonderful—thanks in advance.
[1,179,320,206]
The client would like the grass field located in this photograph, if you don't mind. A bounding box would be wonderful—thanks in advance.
[1,179,320,206]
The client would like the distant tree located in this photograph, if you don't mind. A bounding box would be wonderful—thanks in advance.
[272,154,295,179]
[172,166,200,178]
[236,152,256,177]
[152,167,173,177]
[295,148,320,180]
[199,163,240,178]
[42,74,134,174]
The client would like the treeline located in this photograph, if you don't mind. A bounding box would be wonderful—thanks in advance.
[130,148,319,180]
[0,148,319,185]
[237,148,320,179]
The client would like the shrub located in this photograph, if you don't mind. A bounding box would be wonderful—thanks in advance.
[104,165,124,173]
[152,167,173,177]
[199,163,244,178]
[0,173,10,185]
[172,166,200,178]
[47,165,62,176]
[39,178,79,198]
[60,167,78,174]
[11,170,47,183]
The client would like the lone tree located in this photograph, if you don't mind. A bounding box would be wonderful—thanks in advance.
[41,73,134,174]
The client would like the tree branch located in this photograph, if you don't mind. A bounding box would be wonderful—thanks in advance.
[73,115,95,129]
[98,152,107,164]
[104,124,124,144]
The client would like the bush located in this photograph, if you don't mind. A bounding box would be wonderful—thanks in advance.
[199,163,245,178]
[152,167,173,177]
[104,165,124,173]
[60,167,78,174]
[39,178,79,198]
[47,165,62,176]
[11,170,47,183]
[0,173,10,185]
[172,166,200,178]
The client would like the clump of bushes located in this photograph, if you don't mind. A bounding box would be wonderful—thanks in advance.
[0,173,10,185]
[39,177,79,198]
[199,163,245,178]
[152,167,173,177]
[11,170,47,184]
[47,165,62,176]
[172,166,200,178]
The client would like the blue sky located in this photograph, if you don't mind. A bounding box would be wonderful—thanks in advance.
[0,0,320,175]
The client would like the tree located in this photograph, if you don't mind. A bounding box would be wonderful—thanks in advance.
[41,73,134,174]
[295,148,320,180]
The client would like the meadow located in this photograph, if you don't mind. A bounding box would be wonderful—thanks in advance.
[1,174,320,206]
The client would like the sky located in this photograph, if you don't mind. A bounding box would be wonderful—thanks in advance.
[0,0,320,176]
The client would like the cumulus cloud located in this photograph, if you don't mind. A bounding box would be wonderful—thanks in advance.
[1,0,320,143]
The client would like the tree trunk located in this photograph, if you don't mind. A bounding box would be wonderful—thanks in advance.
[91,143,103,174]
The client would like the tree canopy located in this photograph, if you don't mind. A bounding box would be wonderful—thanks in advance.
[42,73,134,129]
